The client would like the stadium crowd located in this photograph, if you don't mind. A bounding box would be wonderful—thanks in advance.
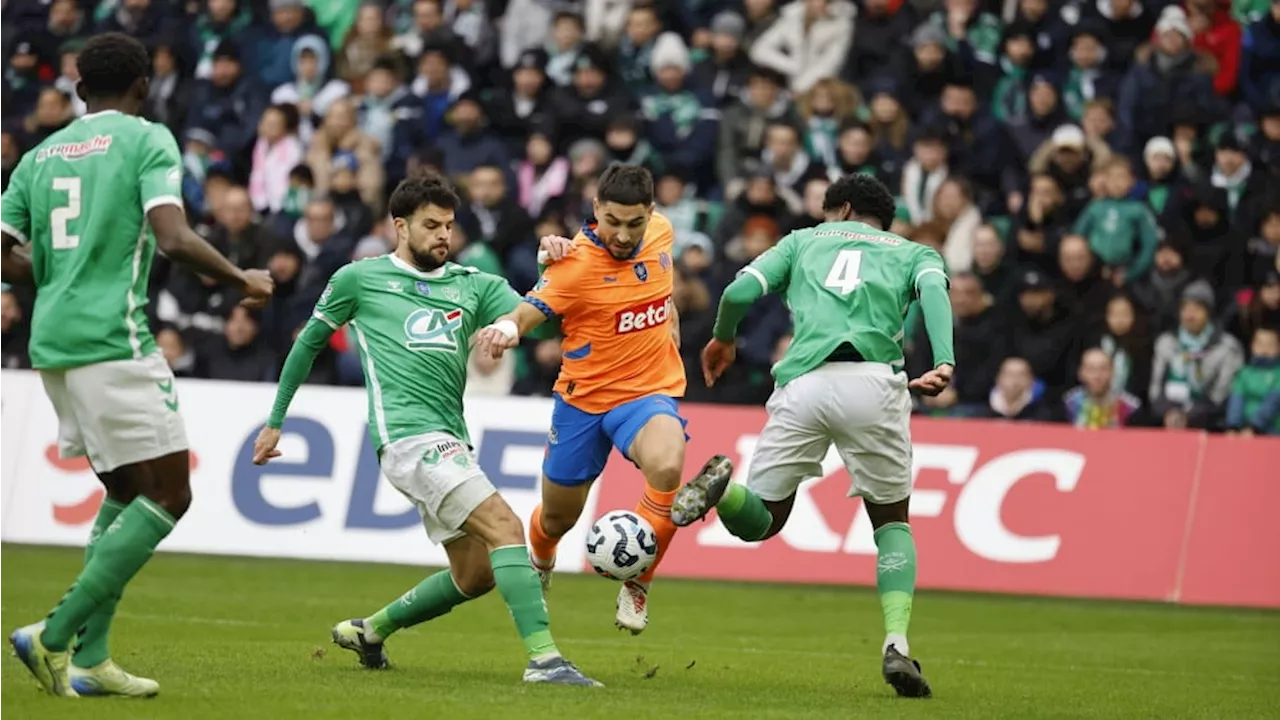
[1,0,1278,434]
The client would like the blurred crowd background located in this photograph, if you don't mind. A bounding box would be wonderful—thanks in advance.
[2,0,1278,434]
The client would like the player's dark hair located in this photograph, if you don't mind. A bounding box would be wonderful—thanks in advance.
[76,32,150,99]
[596,163,654,207]
[823,173,897,231]
[388,171,461,219]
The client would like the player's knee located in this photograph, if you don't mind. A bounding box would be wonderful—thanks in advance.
[539,503,582,538]
[464,495,526,549]
[150,485,191,520]
[452,565,495,597]
[641,456,683,492]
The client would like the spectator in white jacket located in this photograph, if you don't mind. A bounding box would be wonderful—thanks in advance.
[749,0,856,94]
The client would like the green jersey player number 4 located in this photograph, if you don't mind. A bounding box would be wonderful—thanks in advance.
[251,172,600,688]
[669,174,956,701]
[2,34,273,699]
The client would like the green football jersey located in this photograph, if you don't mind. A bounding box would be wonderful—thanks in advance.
[313,255,520,451]
[743,221,948,386]
[0,110,182,370]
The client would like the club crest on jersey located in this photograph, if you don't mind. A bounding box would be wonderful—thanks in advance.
[415,281,431,297]
[442,286,461,302]
[633,262,648,282]
[404,308,463,351]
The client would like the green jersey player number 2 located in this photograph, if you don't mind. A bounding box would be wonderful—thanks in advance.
[2,33,273,701]
[670,174,956,701]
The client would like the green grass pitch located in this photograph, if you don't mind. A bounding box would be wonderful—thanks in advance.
[3,544,1277,719]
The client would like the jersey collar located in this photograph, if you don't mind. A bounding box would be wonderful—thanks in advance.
[582,218,644,260]
[389,254,448,278]
[80,110,123,121]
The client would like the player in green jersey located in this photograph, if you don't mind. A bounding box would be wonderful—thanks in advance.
[668,173,955,699]
[2,33,275,698]
[251,172,601,687]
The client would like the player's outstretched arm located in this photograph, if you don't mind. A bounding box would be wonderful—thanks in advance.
[0,236,32,284]
[702,273,765,386]
[148,205,274,307]
[253,317,336,464]
[474,302,549,359]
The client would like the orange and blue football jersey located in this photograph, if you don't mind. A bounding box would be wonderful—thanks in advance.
[524,211,686,414]
[524,212,688,485]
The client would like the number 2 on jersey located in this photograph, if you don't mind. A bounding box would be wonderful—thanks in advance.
[823,249,863,296]
[50,176,82,250]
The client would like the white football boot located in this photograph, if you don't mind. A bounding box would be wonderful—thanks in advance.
[70,660,160,697]
[614,580,649,635]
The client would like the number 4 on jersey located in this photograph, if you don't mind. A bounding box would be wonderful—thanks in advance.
[823,249,863,296]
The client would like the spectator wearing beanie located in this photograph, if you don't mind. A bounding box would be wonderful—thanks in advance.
[749,0,856,94]
[1093,0,1158,69]
[691,11,753,106]
[1150,280,1245,429]
[1174,183,1240,296]
[641,32,720,192]
[1117,6,1224,155]
[890,23,959,120]
[437,92,511,188]
[1007,73,1071,171]
[1138,136,1186,221]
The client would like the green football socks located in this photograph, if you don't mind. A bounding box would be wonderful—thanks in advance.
[874,522,917,640]
[716,484,774,541]
[71,497,127,668]
[42,497,176,652]
[366,570,472,641]
[490,545,560,660]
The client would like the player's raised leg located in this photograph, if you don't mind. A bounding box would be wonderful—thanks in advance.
[333,535,493,669]
[528,396,613,592]
[673,379,826,541]
[610,398,687,634]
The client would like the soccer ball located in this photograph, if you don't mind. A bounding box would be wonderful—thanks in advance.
[585,510,659,582]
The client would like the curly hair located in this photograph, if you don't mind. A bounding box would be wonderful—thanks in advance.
[76,32,150,99]
[388,170,461,219]
[823,172,897,230]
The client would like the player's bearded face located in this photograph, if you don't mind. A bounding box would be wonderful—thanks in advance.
[594,201,652,260]
[398,204,454,271]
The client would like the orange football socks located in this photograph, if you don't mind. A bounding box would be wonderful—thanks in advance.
[527,504,559,568]
[634,485,678,585]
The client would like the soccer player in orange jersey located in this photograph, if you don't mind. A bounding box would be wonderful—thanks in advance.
[474,164,731,634]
